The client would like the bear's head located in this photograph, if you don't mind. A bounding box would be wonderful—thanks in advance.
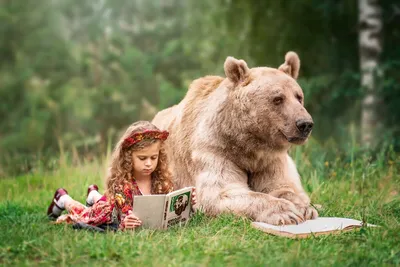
[223,52,313,150]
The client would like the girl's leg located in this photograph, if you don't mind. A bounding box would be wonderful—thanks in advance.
[47,188,71,219]
[92,193,102,203]
[47,188,86,219]
[64,197,86,211]
[86,184,103,207]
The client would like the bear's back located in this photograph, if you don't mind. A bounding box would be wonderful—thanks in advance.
[174,75,225,135]
[186,75,224,103]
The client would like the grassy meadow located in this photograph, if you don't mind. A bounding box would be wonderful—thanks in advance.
[0,140,399,266]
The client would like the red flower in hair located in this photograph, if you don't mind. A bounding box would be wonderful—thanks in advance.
[123,130,169,148]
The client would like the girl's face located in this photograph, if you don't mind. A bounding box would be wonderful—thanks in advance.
[131,141,161,178]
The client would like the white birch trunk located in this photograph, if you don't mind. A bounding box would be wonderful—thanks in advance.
[358,0,383,147]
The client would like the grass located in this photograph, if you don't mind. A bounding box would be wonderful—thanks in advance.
[1,140,400,266]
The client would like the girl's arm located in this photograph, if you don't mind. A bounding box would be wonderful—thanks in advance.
[120,211,142,230]
[117,183,142,230]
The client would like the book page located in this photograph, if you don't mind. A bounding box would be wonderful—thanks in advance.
[252,217,377,238]
[133,195,166,229]
[164,187,194,228]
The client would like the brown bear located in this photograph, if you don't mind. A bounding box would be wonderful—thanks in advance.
[152,52,318,225]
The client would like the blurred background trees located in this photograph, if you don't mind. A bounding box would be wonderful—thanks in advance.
[0,0,399,176]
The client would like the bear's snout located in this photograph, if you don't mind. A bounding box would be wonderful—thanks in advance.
[296,119,313,136]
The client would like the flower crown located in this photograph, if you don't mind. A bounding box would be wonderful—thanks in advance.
[122,130,169,148]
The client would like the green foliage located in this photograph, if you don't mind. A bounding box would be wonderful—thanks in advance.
[0,0,75,152]
[1,0,400,176]
[379,60,400,149]
[0,0,196,175]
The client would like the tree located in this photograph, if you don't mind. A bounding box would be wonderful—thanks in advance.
[358,0,383,147]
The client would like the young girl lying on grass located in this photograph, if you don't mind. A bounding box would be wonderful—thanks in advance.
[47,121,195,231]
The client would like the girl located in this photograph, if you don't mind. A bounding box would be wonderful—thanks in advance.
[47,121,190,230]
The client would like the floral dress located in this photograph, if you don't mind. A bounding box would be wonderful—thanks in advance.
[55,180,142,230]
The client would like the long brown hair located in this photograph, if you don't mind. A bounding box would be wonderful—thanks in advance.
[104,121,173,198]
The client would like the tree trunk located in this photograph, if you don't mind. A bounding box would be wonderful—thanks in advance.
[358,0,383,148]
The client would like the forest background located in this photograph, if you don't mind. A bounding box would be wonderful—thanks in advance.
[0,0,399,176]
[1,1,400,266]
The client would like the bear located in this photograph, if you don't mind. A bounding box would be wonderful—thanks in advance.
[152,51,318,225]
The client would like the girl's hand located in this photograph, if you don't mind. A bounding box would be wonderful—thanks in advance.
[191,187,197,206]
[123,210,142,229]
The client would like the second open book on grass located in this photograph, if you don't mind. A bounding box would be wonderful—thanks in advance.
[133,187,194,229]
[251,217,378,238]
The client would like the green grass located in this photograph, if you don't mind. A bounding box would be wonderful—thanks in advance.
[1,141,400,266]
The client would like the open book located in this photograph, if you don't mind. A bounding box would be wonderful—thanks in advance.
[251,217,377,239]
[133,187,194,230]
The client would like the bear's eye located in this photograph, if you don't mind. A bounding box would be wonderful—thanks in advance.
[296,95,303,103]
[273,96,284,105]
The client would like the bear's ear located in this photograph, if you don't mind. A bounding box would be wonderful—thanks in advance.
[224,56,250,84]
[278,51,300,79]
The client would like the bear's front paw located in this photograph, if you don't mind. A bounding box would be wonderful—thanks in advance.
[255,199,305,225]
[281,194,319,221]
[290,199,319,220]
[301,205,318,220]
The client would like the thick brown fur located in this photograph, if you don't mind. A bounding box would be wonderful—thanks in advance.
[152,51,318,225]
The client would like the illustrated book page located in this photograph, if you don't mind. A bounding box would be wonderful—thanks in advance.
[163,187,194,229]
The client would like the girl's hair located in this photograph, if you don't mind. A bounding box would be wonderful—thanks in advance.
[104,121,173,198]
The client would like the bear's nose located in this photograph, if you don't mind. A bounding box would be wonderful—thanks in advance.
[296,119,314,135]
